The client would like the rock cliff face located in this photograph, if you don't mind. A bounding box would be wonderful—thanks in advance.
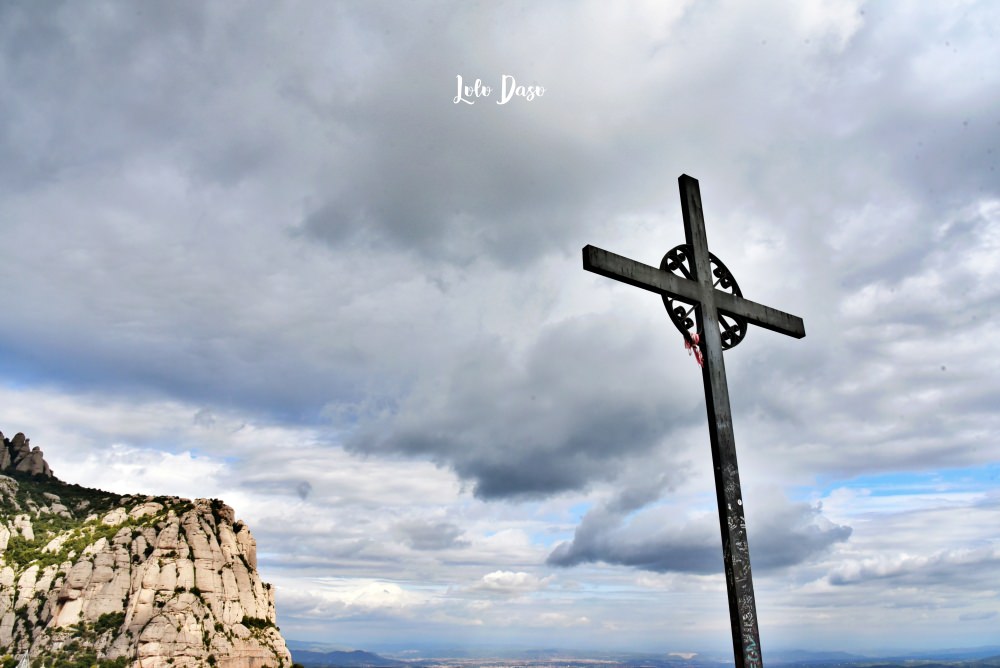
[0,430,291,668]
[0,431,53,478]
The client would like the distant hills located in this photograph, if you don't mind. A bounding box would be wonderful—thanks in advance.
[287,643,1000,668]
[291,649,409,668]
[768,649,867,664]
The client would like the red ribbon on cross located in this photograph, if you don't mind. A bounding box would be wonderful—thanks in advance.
[684,331,704,367]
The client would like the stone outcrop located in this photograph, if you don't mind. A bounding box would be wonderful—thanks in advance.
[1,431,54,478]
[0,429,291,668]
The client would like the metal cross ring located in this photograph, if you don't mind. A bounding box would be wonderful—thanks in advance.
[660,244,748,350]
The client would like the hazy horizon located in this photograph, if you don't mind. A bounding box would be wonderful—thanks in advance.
[283,638,1000,661]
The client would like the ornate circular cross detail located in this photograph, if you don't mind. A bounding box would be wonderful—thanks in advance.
[660,245,748,350]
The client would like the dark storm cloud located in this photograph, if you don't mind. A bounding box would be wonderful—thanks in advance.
[345,316,700,500]
[293,4,615,267]
[548,492,852,574]
[747,494,854,570]
[546,502,720,574]
[0,0,644,422]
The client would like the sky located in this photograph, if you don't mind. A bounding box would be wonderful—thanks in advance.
[1,0,998,658]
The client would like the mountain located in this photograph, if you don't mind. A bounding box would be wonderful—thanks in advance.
[0,429,291,668]
[769,650,869,664]
[290,649,411,668]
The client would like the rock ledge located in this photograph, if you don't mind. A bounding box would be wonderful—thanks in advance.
[0,429,291,668]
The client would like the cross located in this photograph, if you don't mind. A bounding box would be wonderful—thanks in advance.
[582,175,805,668]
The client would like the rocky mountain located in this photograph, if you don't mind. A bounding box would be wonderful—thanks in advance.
[0,430,292,668]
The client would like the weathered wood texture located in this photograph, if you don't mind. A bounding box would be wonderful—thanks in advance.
[582,175,806,668]
[680,174,762,668]
[582,246,804,339]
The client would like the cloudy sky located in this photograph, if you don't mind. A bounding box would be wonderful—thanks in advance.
[2,0,999,658]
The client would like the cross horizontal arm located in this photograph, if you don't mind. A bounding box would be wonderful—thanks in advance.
[582,244,806,339]
[714,290,805,339]
[583,244,704,303]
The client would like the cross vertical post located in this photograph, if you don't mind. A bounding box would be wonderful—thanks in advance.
[681,175,761,667]
[582,175,805,668]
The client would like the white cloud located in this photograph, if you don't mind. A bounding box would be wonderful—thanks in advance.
[277,580,429,620]
[825,545,1000,586]
[468,571,553,597]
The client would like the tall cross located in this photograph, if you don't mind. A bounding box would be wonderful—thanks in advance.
[582,175,805,668]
